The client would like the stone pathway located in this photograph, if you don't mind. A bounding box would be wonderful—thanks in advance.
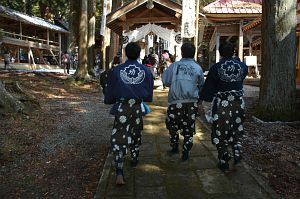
[95,89,278,199]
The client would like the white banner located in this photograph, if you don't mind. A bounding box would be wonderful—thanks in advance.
[181,0,196,38]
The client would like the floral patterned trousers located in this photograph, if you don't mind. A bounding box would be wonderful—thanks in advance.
[211,93,245,165]
[166,102,198,152]
[111,99,144,171]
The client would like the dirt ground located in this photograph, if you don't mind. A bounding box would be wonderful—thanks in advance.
[0,71,113,198]
[0,71,299,199]
[242,95,300,199]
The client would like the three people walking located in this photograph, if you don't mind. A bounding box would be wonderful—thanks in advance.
[103,41,248,185]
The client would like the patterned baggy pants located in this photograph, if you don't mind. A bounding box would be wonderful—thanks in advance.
[111,99,143,172]
[166,102,198,152]
[211,93,245,165]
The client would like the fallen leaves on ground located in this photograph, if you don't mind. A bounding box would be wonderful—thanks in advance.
[243,97,300,199]
[0,71,110,198]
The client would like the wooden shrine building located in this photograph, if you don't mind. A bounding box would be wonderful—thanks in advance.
[0,5,68,69]
[199,0,262,73]
[106,0,183,62]
[237,1,300,84]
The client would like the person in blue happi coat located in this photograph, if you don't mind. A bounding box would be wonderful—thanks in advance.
[104,42,154,185]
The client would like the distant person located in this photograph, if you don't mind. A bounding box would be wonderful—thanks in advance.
[104,42,154,185]
[199,42,248,171]
[4,51,11,70]
[162,43,205,161]
[62,51,70,74]
[142,55,150,65]
[149,48,159,78]
[100,66,114,95]
[159,50,170,77]
[73,54,78,69]
[95,53,101,72]
[112,55,120,66]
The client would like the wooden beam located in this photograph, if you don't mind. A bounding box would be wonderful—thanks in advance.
[151,7,170,17]
[129,23,177,31]
[216,25,239,35]
[50,50,59,65]
[131,8,149,18]
[126,16,178,24]
[205,14,261,20]
[209,27,216,52]
[2,37,60,50]
[153,0,182,13]
[107,0,182,24]
[226,36,232,41]
[36,49,47,65]
[28,47,36,69]
[119,15,126,22]
[107,0,145,24]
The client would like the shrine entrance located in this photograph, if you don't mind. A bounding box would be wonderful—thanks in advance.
[106,0,183,64]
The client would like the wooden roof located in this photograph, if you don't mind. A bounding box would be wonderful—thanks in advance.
[202,0,261,22]
[203,0,262,14]
[106,0,182,35]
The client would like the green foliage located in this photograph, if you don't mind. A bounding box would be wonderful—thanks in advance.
[0,0,70,19]
[0,0,25,12]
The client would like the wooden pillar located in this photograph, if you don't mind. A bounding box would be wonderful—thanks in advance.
[27,47,30,65]
[19,22,22,40]
[194,0,200,60]
[17,46,20,64]
[249,36,253,56]
[238,20,244,61]
[297,33,300,84]
[216,33,220,63]
[298,34,300,68]
[58,32,62,66]
[47,29,49,46]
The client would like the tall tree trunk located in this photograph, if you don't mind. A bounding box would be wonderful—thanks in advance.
[259,0,297,121]
[68,0,81,53]
[74,0,90,80]
[87,0,96,75]
[39,2,47,18]
[108,0,122,65]
[24,0,33,15]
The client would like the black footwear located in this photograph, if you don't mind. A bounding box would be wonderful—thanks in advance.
[115,169,125,185]
[234,156,242,165]
[169,144,179,154]
[181,151,189,161]
[170,147,179,154]
[217,162,229,172]
[131,158,139,167]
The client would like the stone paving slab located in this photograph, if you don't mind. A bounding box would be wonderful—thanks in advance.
[95,89,279,199]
